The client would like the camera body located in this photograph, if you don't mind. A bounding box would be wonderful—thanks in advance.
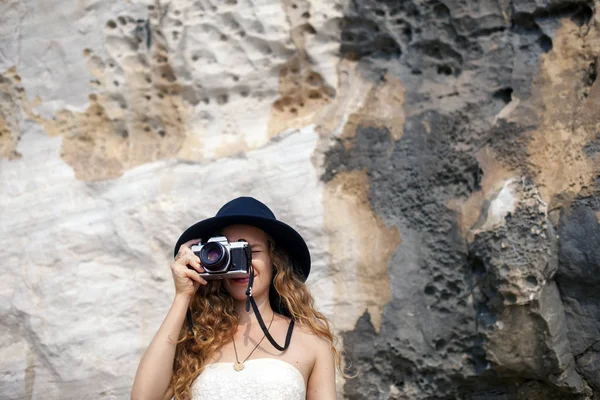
[190,236,252,279]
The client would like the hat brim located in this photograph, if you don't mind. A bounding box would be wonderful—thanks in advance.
[173,215,310,281]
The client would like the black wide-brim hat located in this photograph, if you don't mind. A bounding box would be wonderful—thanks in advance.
[173,196,311,282]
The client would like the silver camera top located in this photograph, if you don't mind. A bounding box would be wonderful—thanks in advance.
[201,236,249,249]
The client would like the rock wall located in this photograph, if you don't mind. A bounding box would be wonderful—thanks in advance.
[1,0,599,399]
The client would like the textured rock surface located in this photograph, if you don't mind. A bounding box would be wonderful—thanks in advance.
[1,0,600,399]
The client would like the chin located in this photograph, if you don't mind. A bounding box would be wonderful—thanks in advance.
[224,281,249,301]
[224,278,270,302]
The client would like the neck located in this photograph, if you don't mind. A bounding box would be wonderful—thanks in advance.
[234,294,274,325]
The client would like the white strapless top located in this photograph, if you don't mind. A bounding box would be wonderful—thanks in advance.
[191,358,306,400]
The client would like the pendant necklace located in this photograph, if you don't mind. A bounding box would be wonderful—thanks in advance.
[232,312,275,372]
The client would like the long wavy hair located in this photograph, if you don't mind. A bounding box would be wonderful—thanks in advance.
[170,237,344,400]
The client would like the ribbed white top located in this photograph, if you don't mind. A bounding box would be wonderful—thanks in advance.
[191,358,306,400]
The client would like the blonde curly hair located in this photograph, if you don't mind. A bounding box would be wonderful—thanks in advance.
[170,237,343,400]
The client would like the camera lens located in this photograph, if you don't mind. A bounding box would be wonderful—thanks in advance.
[206,248,221,263]
[200,242,228,272]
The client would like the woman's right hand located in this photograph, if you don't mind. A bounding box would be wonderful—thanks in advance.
[170,239,207,298]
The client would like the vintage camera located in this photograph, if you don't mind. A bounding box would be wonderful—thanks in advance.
[190,236,252,279]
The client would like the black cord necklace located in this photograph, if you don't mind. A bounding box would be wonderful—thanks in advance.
[232,312,275,372]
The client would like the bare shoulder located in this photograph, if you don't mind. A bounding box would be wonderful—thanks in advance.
[272,315,333,357]
[292,322,332,352]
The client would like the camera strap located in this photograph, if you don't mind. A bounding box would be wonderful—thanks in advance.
[246,265,294,352]
[185,266,294,352]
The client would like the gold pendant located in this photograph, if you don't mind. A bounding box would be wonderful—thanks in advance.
[234,361,245,372]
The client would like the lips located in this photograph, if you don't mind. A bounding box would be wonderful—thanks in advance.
[231,275,256,284]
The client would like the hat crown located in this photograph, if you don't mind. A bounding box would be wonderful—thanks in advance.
[216,197,276,220]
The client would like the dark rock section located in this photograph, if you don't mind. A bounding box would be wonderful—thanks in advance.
[557,197,600,392]
[327,0,597,398]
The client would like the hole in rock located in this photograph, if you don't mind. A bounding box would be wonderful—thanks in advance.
[261,45,272,54]
[511,12,539,33]
[526,275,538,287]
[106,20,117,29]
[424,284,436,295]
[433,3,450,18]
[447,281,461,294]
[118,16,127,25]
[469,254,486,278]
[504,292,517,304]
[585,58,597,86]
[302,24,316,34]
[341,32,355,42]
[435,339,447,351]
[217,94,229,105]
[571,4,593,27]
[437,65,452,75]
[306,72,321,85]
[539,35,553,53]
[493,87,513,104]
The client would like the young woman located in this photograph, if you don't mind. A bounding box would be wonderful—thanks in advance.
[131,197,342,400]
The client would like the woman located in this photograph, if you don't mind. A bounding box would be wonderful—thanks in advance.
[131,197,342,400]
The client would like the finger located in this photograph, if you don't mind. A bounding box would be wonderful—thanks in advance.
[180,238,203,250]
[175,246,194,261]
[184,269,207,285]
[177,253,203,272]
[186,260,203,273]
[175,250,194,264]
[189,260,205,273]
[191,255,204,273]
